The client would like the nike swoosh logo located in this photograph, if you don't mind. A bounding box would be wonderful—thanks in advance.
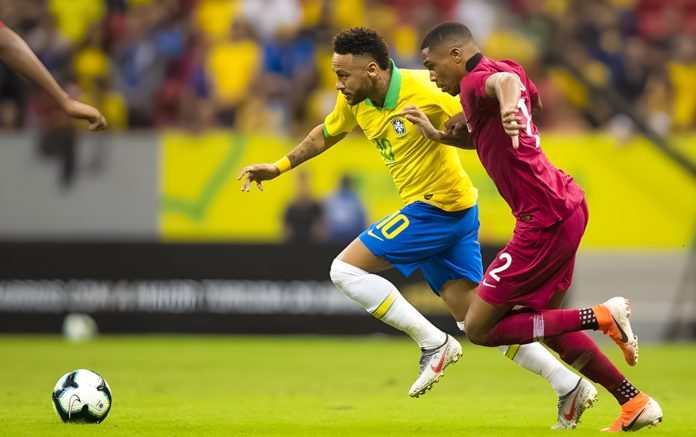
[622,407,646,431]
[612,315,629,342]
[563,391,579,421]
[367,229,384,241]
[430,345,448,373]
[68,394,82,418]
[482,279,497,288]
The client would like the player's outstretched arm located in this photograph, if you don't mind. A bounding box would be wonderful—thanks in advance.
[0,26,107,131]
[237,123,346,192]
[485,72,524,149]
[401,105,473,149]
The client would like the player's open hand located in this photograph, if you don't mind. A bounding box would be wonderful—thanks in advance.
[401,105,438,140]
[237,163,280,192]
[62,99,108,131]
[500,106,523,149]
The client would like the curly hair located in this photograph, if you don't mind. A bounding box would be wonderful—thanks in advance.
[421,22,474,50]
[332,28,391,70]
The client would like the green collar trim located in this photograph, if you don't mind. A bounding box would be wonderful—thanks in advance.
[365,60,401,110]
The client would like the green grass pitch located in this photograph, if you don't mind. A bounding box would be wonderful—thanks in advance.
[0,335,694,436]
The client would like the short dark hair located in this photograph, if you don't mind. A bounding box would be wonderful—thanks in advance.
[421,22,474,51]
[332,27,391,70]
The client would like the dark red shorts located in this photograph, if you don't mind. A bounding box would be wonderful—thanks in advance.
[477,199,589,310]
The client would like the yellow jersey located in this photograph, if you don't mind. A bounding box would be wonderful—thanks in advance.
[323,63,477,212]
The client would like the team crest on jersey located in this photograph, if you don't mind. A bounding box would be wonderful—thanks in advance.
[391,118,407,137]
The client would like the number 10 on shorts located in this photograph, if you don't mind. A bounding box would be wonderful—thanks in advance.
[375,211,410,240]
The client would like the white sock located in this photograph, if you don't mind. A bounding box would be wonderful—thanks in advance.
[456,322,579,396]
[499,343,580,397]
[330,259,446,349]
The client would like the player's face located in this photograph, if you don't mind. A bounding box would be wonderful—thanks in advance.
[421,46,462,96]
[332,53,373,105]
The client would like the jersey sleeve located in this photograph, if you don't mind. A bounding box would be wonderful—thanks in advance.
[323,92,358,137]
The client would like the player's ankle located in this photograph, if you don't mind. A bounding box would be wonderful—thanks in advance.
[579,307,600,330]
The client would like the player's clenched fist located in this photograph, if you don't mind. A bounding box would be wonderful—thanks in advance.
[237,163,281,192]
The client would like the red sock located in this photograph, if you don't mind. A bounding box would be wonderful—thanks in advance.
[479,308,582,346]
[544,332,628,404]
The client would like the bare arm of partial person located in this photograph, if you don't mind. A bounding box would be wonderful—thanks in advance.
[484,72,525,149]
[237,124,347,192]
[401,105,474,149]
[0,26,107,131]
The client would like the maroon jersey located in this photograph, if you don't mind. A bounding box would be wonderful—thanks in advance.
[459,55,584,229]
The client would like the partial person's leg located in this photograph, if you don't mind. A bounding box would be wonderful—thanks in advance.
[433,221,594,429]
[465,204,638,367]
[544,291,625,402]
[464,199,661,430]
[330,237,446,349]
[465,289,638,366]
[543,291,662,431]
[439,279,580,399]
[347,202,481,398]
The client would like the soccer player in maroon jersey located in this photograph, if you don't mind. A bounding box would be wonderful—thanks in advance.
[403,22,662,432]
[0,21,106,131]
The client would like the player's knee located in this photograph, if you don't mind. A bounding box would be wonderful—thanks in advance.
[463,318,487,345]
[466,331,488,346]
[329,258,363,289]
[329,258,345,287]
[457,320,485,345]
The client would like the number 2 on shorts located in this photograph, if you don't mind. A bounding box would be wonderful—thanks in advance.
[489,253,512,282]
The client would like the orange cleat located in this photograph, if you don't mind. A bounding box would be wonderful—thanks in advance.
[592,297,639,366]
[601,392,663,432]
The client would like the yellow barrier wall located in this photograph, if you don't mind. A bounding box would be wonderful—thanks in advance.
[161,131,696,249]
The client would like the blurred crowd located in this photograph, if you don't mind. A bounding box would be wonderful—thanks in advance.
[512,0,696,136]
[0,0,693,136]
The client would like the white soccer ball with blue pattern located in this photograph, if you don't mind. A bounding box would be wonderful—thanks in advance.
[52,369,112,423]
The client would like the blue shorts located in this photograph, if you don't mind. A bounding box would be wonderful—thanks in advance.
[359,201,483,295]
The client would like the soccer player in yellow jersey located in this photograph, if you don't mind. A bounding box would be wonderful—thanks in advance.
[239,29,588,417]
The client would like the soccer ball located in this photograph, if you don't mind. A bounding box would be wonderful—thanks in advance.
[52,369,112,423]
